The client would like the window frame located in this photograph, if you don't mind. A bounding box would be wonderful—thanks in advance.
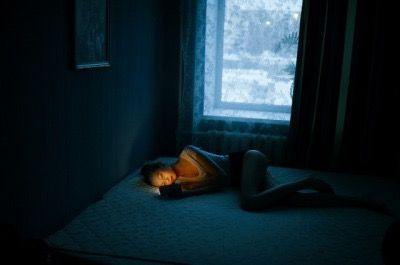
[208,0,295,118]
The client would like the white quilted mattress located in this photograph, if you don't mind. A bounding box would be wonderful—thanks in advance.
[46,157,400,265]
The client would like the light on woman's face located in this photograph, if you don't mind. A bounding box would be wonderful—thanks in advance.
[150,168,177,187]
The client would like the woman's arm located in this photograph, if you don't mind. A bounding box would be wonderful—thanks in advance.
[181,184,221,197]
[159,183,221,198]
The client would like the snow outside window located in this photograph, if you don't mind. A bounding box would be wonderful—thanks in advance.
[204,0,303,122]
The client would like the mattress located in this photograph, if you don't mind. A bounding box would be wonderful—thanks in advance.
[46,157,400,265]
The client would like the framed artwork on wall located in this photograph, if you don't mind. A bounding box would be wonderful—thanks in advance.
[74,0,110,69]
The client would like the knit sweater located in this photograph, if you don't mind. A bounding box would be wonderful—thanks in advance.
[172,145,231,189]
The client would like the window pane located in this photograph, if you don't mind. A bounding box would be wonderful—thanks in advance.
[204,0,303,121]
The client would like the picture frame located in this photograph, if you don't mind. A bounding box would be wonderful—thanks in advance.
[74,0,110,69]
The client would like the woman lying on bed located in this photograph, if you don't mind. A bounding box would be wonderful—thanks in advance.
[140,145,394,215]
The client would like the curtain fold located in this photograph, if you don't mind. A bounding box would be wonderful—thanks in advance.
[287,0,348,169]
[177,0,205,151]
[287,0,397,175]
[336,0,398,176]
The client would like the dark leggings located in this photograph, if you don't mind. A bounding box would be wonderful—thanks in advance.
[228,151,247,187]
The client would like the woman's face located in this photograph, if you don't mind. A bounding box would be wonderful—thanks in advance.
[150,168,177,187]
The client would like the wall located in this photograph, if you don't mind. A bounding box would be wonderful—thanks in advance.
[0,0,180,238]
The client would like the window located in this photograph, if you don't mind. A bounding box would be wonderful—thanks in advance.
[204,0,303,122]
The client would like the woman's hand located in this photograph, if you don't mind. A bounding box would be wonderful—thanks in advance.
[159,183,183,198]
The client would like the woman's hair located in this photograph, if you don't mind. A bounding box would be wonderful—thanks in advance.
[140,162,165,185]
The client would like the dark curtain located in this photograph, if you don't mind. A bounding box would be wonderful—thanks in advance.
[287,0,348,169]
[337,1,398,176]
[287,0,398,176]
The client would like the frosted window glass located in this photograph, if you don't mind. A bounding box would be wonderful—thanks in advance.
[204,0,302,121]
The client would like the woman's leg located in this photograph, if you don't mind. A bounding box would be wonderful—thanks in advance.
[239,150,333,211]
[283,192,395,216]
[239,150,395,216]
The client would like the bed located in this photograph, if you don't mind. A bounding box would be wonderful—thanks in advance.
[46,157,400,265]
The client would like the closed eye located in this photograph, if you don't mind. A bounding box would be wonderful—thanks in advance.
[157,174,165,185]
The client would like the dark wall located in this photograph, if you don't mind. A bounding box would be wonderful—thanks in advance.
[0,0,180,238]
